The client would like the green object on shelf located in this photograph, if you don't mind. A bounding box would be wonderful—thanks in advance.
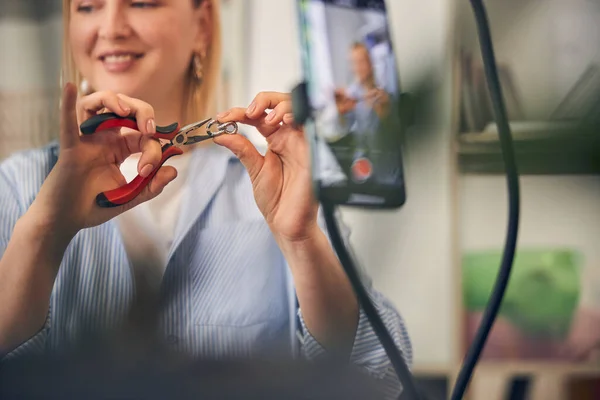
[462,249,581,338]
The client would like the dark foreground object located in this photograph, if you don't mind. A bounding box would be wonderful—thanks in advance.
[0,342,386,400]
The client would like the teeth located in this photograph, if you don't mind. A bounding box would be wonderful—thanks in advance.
[104,54,134,63]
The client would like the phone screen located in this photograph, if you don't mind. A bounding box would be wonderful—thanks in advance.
[296,0,406,208]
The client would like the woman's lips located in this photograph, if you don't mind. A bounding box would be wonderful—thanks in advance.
[100,53,144,73]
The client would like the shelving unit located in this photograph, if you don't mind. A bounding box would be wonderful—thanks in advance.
[473,361,600,376]
[443,0,600,399]
[457,125,600,175]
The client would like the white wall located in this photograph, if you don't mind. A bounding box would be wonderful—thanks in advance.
[0,14,63,158]
[245,0,457,368]
[243,0,304,147]
[457,0,600,120]
[0,16,62,91]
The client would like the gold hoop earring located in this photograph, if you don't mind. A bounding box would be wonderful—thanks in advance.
[193,53,204,84]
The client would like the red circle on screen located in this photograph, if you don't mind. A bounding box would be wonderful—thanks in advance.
[351,157,373,183]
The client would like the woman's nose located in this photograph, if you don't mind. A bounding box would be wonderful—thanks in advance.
[98,4,132,40]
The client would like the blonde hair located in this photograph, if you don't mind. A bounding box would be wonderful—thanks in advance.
[61,0,222,125]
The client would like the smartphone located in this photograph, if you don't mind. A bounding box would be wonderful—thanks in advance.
[294,0,406,208]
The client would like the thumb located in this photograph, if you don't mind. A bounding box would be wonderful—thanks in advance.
[214,134,264,181]
[59,82,80,150]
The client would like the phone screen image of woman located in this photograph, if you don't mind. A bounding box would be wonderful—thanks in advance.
[297,0,406,207]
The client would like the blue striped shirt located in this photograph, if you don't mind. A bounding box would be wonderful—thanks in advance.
[0,141,412,399]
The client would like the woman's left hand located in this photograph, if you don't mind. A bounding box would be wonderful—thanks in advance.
[216,93,360,357]
[366,88,390,117]
[214,91,318,243]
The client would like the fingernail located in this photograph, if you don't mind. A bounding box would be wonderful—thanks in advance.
[140,164,154,177]
[216,111,230,120]
[118,99,130,113]
[246,101,256,115]
[147,119,156,134]
[265,111,275,122]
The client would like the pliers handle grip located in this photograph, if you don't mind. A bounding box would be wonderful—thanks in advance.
[80,112,185,208]
[80,112,180,139]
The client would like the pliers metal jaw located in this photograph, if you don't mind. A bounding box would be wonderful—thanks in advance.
[79,112,238,208]
[176,118,238,145]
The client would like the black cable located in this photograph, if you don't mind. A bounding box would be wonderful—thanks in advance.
[321,201,422,400]
[449,0,521,399]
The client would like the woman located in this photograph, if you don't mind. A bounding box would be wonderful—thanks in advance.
[331,42,401,187]
[0,1,411,398]
[335,42,393,153]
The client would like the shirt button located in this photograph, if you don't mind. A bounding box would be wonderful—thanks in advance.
[167,334,178,345]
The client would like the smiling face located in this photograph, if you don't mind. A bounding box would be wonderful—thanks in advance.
[67,0,212,114]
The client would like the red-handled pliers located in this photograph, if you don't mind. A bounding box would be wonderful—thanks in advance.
[79,112,238,208]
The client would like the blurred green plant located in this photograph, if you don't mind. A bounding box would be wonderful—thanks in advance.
[463,249,581,339]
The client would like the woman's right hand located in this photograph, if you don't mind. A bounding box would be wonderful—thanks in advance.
[27,83,177,238]
[334,89,356,114]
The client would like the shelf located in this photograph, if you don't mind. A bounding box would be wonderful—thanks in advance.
[473,361,600,377]
[411,364,454,377]
[456,122,600,175]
